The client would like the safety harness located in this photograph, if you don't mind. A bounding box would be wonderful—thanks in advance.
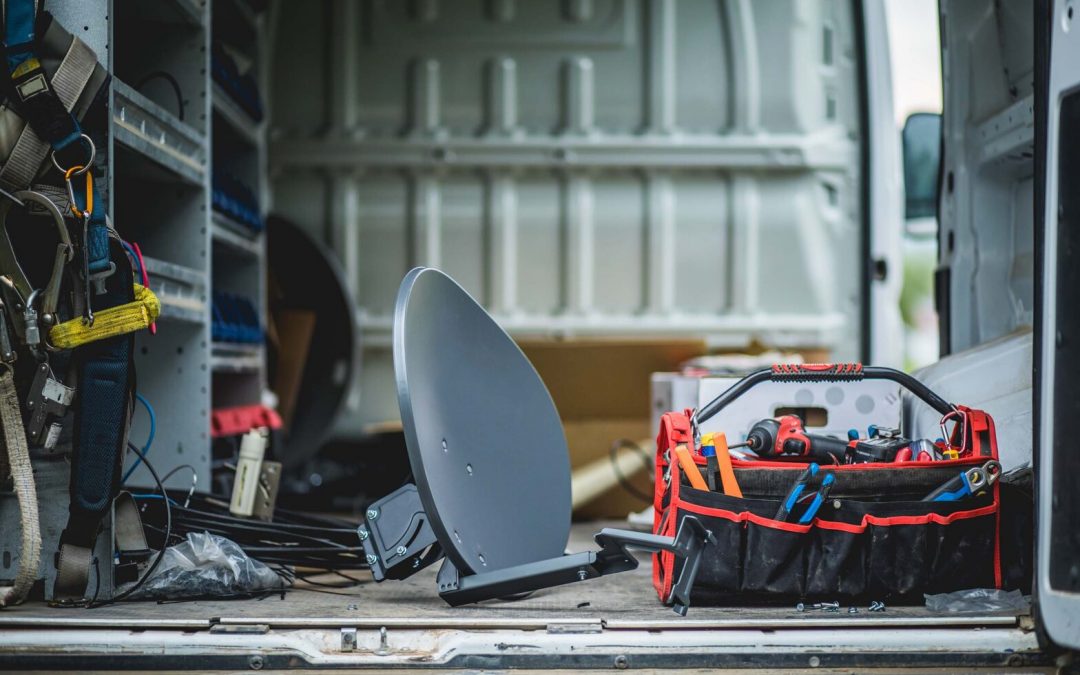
[0,0,158,606]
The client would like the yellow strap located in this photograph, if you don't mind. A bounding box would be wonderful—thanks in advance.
[48,284,160,350]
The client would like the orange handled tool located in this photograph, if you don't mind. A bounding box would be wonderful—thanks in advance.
[673,444,708,490]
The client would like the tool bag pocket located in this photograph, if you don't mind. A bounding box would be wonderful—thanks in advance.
[656,463,1000,604]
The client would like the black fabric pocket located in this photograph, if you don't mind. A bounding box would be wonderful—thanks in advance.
[668,480,998,603]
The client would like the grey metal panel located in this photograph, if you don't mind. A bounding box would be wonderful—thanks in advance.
[939,0,1036,353]
[270,0,865,429]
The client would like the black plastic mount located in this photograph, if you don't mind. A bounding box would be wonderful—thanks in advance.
[361,484,715,615]
[359,484,441,581]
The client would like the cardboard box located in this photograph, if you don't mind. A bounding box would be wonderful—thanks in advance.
[519,339,706,519]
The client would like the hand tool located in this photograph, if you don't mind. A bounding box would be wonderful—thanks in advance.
[740,416,849,464]
[849,426,911,463]
[921,460,1001,502]
[673,444,709,490]
[911,438,939,462]
[709,433,742,498]
[700,433,719,491]
[774,463,819,521]
[797,472,836,524]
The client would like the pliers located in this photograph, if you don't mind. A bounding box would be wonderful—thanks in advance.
[922,460,1002,502]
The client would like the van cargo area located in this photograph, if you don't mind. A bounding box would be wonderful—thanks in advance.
[0,524,1045,670]
[0,0,1076,671]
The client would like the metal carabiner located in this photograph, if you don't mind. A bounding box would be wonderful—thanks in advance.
[0,191,74,342]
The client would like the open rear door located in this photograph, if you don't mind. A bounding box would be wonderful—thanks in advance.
[1036,0,1080,651]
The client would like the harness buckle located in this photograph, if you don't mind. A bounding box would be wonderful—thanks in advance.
[25,361,74,449]
[51,133,95,177]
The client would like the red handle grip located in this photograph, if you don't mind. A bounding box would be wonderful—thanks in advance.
[770,363,864,382]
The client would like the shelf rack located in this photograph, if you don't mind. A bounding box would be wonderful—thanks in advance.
[106,0,270,487]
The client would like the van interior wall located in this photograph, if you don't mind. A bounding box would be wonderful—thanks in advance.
[937,0,1035,356]
[916,0,1034,469]
[267,0,867,474]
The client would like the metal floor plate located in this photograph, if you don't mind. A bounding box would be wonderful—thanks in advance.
[0,523,1025,631]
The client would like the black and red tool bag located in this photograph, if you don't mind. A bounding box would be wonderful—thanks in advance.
[652,363,1008,605]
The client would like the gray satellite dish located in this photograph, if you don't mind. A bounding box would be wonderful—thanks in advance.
[393,267,571,575]
[359,268,712,615]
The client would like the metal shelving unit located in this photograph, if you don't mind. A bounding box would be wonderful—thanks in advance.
[0,0,268,603]
[104,0,269,487]
[112,79,206,184]
[211,211,262,256]
[211,81,263,146]
[142,256,209,324]
[211,342,264,373]
[109,0,214,498]
[209,0,268,411]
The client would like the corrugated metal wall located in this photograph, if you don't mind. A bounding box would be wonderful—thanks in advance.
[268,0,864,430]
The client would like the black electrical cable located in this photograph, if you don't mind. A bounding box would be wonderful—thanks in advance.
[135,71,185,121]
[160,463,197,484]
[133,492,374,572]
[88,443,172,607]
[608,438,654,503]
[87,557,101,607]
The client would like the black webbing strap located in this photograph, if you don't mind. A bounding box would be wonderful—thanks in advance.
[53,236,136,600]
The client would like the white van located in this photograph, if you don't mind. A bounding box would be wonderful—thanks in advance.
[0,0,1075,669]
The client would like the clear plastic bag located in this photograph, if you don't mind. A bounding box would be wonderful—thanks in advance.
[127,532,288,600]
[924,588,1030,613]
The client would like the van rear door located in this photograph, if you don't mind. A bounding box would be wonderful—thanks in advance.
[1036,0,1080,652]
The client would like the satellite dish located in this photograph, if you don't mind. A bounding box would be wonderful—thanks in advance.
[359,268,711,615]
[393,267,571,575]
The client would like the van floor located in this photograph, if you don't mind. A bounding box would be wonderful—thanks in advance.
[0,522,1026,631]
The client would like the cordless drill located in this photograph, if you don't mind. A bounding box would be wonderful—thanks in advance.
[737,415,850,464]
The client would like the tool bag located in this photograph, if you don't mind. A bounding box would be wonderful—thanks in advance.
[652,364,1005,605]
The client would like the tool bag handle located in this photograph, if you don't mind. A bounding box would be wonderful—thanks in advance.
[694,363,954,425]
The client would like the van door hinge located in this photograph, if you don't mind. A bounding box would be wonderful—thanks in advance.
[872,257,888,281]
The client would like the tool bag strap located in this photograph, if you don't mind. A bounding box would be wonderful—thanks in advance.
[53,235,137,601]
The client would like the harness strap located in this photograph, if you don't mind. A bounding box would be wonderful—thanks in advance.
[113,491,148,558]
[2,0,80,147]
[49,283,159,350]
[0,31,95,191]
[0,363,40,606]
[53,235,136,602]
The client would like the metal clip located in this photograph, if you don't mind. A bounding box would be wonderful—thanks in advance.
[0,191,76,342]
[80,213,94,326]
[22,289,40,348]
[52,134,96,177]
[26,361,75,448]
[0,300,16,364]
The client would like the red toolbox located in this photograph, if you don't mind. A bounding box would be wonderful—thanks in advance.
[652,363,1008,605]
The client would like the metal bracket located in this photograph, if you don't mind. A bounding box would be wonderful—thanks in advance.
[435,516,714,615]
[363,482,714,615]
[359,484,440,581]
